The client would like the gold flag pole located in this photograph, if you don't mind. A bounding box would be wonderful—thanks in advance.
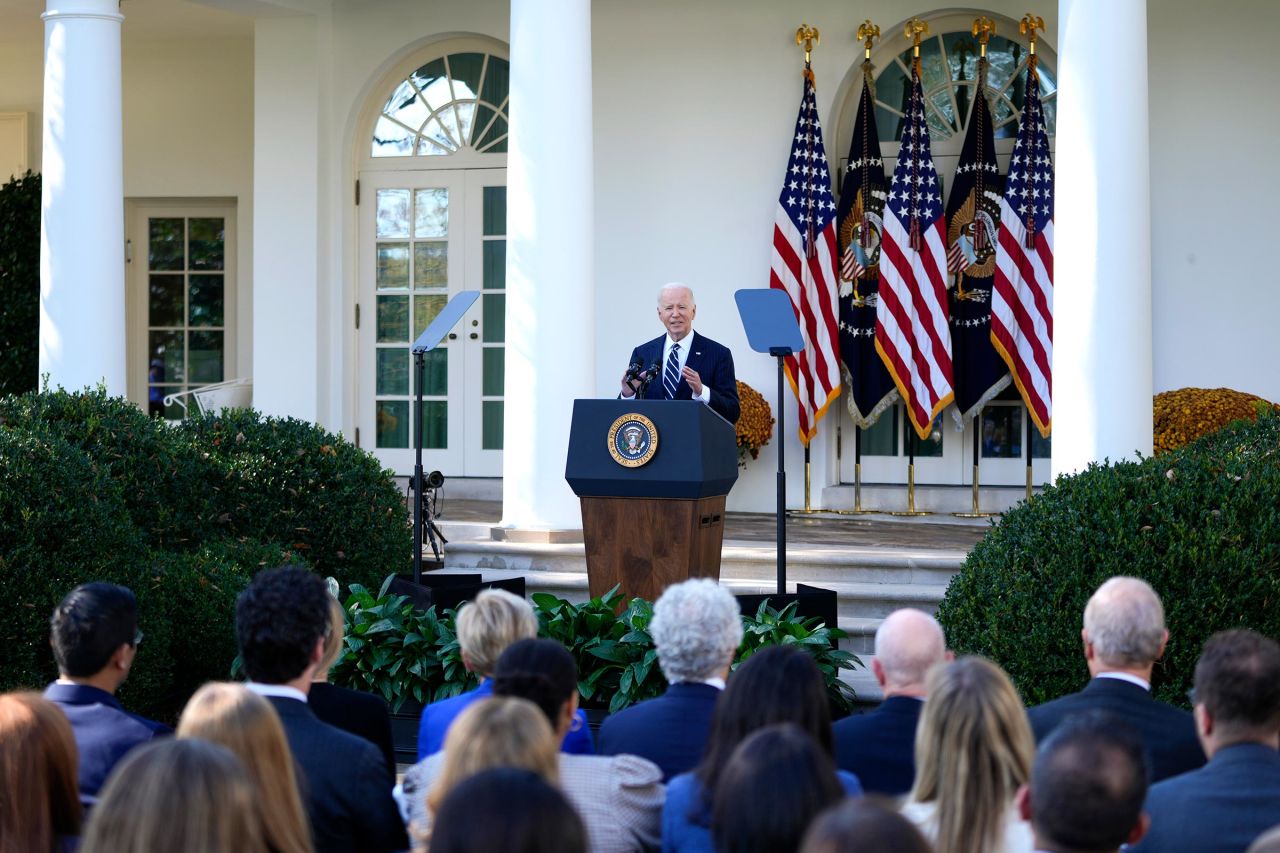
[953,15,999,520]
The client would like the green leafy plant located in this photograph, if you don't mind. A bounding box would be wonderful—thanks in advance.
[0,171,40,395]
[738,599,860,713]
[938,407,1280,708]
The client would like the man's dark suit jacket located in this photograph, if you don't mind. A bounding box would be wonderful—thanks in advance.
[1027,676,1205,782]
[627,331,740,424]
[265,696,407,853]
[832,695,923,797]
[43,682,170,803]
[307,681,396,779]
[1133,743,1280,853]
[597,681,720,781]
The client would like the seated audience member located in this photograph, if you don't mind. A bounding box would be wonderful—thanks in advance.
[177,682,313,853]
[663,645,862,853]
[1132,629,1280,853]
[1027,576,1204,782]
[800,799,931,853]
[833,608,949,796]
[80,738,266,853]
[403,696,559,845]
[901,656,1035,853]
[309,593,395,777]
[430,767,587,853]
[1017,712,1150,853]
[0,692,82,853]
[407,638,663,853]
[599,579,741,781]
[42,582,169,803]
[712,724,844,853]
[236,565,407,853]
[417,588,593,759]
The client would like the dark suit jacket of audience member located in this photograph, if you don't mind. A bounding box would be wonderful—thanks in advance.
[265,696,408,853]
[1027,677,1205,782]
[43,682,170,803]
[832,695,922,797]
[598,682,720,781]
[1132,743,1280,853]
[307,681,396,779]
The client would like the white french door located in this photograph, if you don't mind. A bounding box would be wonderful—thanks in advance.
[358,168,506,477]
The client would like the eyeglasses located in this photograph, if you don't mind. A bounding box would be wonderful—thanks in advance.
[132,630,144,647]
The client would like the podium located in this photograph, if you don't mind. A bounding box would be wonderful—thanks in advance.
[565,399,738,602]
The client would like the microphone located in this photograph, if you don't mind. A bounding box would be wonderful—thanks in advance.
[644,361,662,382]
[624,361,643,382]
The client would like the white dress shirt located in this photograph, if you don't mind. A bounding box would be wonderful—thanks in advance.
[1096,671,1152,691]
[245,682,309,703]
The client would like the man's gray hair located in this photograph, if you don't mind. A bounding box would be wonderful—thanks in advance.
[657,282,696,306]
[649,579,742,683]
[1083,577,1166,667]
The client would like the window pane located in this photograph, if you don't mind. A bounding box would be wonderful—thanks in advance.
[377,295,409,343]
[410,59,450,111]
[376,400,410,448]
[372,117,415,158]
[483,401,503,449]
[448,53,486,99]
[377,243,410,288]
[482,293,505,343]
[377,348,409,396]
[414,349,448,396]
[905,415,944,457]
[189,275,224,327]
[149,331,184,383]
[981,406,1023,459]
[1031,426,1051,459]
[943,32,980,86]
[422,116,456,152]
[453,103,476,146]
[149,218,184,270]
[472,104,498,145]
[188,218,225,270]
[188,330,224,384]
[861,409,897,456]
[149,275,184,327]
[414,294,448,338]
[148,388,183,420]
[414,243,447,289]
[384,80,429,131]
[480,57,509,108]
[483,241,505,290]
[419,401,447,449]
[376,189,411,238]
[483,186,506,236]
[482,347,504,396]
[929,88,957,133]
[987,36,1026,96]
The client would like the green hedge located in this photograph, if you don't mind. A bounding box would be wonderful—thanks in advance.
[0,388,409,720]
[937,409,1280,708]
[0,171,40,396]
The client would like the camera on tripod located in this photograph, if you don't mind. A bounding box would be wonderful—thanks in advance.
[410,470,447,567]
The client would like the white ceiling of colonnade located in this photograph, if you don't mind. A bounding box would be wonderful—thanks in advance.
[0,0,257,44]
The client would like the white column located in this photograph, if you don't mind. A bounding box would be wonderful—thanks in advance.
[500,0,595,533]
[1052,0,1152,479]
[39,0,125,394]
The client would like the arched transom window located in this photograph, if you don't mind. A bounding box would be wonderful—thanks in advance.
[372,52,510,157]
[872,31,1057,143]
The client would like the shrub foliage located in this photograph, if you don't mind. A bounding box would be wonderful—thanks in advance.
[937,410,1280,708]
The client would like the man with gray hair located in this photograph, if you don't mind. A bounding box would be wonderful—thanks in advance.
[619,283,740,424]
[598,578,742,780]
[832,608,949,796]
[1028,576,1205,782]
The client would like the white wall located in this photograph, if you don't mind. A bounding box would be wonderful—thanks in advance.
[1148,0,1280,401]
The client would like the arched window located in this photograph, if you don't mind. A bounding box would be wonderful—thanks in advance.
[871,30,1056,143]
[371,52,509,157]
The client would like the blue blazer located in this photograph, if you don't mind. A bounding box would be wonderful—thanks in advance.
[1133,743,1280,853]
[627,332,740,424]
[416,678,594,760]
[832,695,923,797]
[598,682,720,781]
[1028,677,1205,782]
[43,682,169,803]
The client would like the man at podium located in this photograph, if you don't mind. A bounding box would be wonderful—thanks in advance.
[619,283,740,424]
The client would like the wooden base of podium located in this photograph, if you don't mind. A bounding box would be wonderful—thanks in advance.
[580,495,727,602]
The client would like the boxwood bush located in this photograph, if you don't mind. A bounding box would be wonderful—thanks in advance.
[0,388,409,720]
[937,408,1280,708]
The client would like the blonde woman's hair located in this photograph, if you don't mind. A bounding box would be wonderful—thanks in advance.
[908,656,1035,853]
[177,683,313,853]
[81,738,268,853]
[455,589,537,676]
[317,594,346,675]
[426,696,559,815]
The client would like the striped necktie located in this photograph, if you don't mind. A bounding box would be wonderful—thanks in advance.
[663,343,681,399]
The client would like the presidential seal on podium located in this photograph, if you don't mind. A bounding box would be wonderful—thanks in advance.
[607,413,658,468]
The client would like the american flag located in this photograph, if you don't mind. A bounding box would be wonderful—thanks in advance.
[769,66,841,446]
[875,64,954,440]
[990,60,1054,437]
